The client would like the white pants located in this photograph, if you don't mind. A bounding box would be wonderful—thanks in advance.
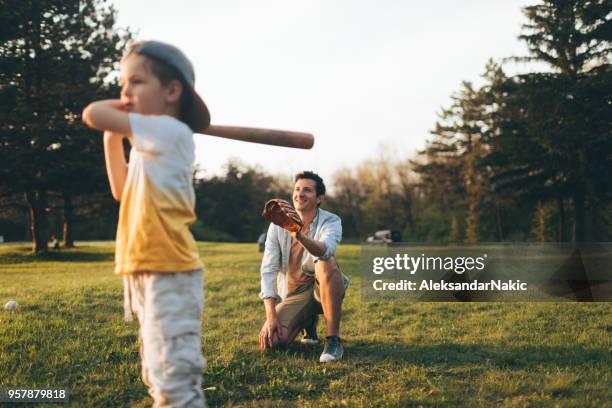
[126,270,206,408]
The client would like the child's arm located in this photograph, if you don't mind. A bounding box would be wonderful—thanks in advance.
[82,99,132,136]
[83,100,131,200]
[103,131,128,201]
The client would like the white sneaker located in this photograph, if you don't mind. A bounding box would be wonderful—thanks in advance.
[319,336,343,362]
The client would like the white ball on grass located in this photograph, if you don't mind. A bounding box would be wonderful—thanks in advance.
[4,300,18,311]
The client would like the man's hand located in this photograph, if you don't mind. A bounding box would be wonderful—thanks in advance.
[259,316,281,351]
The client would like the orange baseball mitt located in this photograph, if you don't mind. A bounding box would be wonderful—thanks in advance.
[262,199,303,233]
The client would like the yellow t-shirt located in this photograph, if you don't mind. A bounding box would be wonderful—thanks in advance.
[114,113,203,275]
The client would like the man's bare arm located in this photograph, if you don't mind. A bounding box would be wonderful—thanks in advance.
[292,230,326,257]
[263,297,278,320]
[260,297,281,350]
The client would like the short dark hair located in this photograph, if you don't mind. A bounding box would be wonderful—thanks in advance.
[122,49,192,124]
[295,171,326,196]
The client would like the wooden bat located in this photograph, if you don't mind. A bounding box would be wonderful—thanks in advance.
[200,125,314,149]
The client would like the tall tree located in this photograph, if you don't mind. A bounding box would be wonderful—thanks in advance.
[518,0,611,76]
[327,167,366,239]
[490,0,612,241]
[0,0,131,252]
[413,75,497,243]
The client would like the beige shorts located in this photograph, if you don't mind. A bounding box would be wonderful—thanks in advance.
[276,279,323,334]
[126,270,206,408]
[276,260,349,334]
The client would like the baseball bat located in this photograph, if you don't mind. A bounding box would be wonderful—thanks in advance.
[200,125,314,149]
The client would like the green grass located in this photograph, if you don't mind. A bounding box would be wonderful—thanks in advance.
[1,242,611,407]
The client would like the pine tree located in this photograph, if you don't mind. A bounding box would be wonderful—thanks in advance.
[413,72,498,243]
[489,0,612,241]
[0,0,132,252]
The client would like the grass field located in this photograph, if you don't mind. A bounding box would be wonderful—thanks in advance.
[1,242,611,407]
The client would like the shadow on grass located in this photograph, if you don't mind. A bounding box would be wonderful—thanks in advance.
[195,337,612,406]
[205,347,331,405]
[346,339,610,369]
[0,249,113,264]
[246,338,610,373]
[220,330,610,371]
[283,342,322,360]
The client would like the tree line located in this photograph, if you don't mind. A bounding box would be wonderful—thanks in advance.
[411,0,611,243]
[1,0,610,252]
[0,0,131,252]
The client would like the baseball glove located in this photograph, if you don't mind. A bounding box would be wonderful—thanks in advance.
[262,199,303,233]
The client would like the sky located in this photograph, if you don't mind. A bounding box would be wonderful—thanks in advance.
[113,0,535,189]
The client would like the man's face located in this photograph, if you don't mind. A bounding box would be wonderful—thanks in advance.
[293,178,320,212]
[119,54,169,115]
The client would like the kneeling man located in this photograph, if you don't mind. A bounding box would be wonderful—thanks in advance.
[259,171,349,362]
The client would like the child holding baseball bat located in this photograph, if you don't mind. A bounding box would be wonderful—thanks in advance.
[83,40,209,408]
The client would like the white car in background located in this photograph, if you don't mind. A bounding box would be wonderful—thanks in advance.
[366,229,401,245]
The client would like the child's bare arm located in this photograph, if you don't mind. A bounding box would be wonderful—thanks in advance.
[83,100,130,200]
[103,131,128,201]
[82,99,132,135]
